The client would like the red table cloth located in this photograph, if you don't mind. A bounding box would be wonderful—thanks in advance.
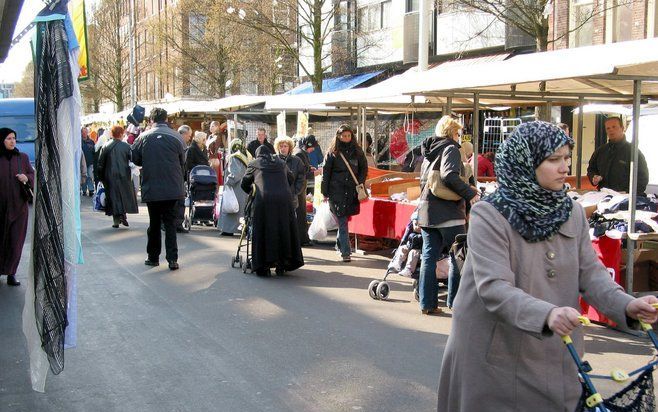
[348,198,416,240]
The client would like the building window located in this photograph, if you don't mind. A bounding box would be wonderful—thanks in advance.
[358,1,392,33]
[570,0,595,47]
[612,0,633,42]
[406,0,419,13]
[189,13,207,43]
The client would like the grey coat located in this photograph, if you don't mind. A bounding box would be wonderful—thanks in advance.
[438,201,636,412]
[217,154,249,234]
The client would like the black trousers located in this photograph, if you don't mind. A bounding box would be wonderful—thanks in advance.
[146,200,178,262]
[296,191,310,244]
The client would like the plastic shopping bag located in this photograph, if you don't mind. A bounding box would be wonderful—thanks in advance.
[93,182,106,212]
[221,186,239,214]
[308,201,338,241]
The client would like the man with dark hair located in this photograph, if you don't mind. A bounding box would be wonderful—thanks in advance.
[80,127,95,196]
[587,116,649,194]
[131,108,186,270]
[246,127,275,158]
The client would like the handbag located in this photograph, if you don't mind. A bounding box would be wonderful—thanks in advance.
[338,152,368,202]
[424,151,469,201]
[16,156,33,204]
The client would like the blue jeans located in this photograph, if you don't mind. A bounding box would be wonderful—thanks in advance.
[81,164,94,193]
[336,215,351,257]
[419,225,465,310]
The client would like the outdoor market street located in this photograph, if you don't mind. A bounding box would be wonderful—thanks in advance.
[1,198,657,412]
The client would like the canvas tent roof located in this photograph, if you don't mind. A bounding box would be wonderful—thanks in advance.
[400,38,658,105]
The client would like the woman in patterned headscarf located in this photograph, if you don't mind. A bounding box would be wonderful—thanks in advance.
[436,121,658,412]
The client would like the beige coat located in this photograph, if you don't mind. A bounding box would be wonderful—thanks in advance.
[437,201,636,412]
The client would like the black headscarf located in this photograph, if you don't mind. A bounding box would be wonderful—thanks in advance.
[483,121,574,243]
[0,127,19,159]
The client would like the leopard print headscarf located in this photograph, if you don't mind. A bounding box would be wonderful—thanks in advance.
[484,121,574,243]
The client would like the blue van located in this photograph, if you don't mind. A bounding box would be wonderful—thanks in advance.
[0,98,36,163]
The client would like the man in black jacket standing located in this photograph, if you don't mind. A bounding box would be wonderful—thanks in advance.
[132,108,186,270]
[247,127,275,158]
[587,117,649,194]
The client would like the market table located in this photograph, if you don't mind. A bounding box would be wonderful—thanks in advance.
[348,198,417,241]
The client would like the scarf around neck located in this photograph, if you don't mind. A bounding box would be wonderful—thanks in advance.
[484,121,574,243]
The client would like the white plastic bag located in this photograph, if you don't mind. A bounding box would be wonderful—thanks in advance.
[308,201,338,241]
[221,186,239,214]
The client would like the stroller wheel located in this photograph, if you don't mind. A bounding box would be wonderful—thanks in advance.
[368,280,380,300]
[376,282,390,300]
[230,255,239,268]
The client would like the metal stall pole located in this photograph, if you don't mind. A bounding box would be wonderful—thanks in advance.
[546,101,553,122]
[576,97,584,189]
[473,93,480,178]
[446,96,453,115]
[374,110,379,165]
[361,106,367,149]
[625,80,642,294]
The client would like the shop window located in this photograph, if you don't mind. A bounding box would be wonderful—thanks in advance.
[570,0,595,47]
[612,0,633,42]
[407,0,419,13]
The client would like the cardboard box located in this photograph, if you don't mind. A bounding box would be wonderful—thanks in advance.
[621,248,658,265]
[621,261,658,292]
[407,186,421,201]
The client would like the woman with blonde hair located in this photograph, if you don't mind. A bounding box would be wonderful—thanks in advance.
[274,136,305,209]
[417,115,479,315]
[185,130,209,178]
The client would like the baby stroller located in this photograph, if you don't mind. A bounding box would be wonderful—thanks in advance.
[367,222,467,302]
[230,186,255,273]
[182,165,217,231]
[566,314,658,411]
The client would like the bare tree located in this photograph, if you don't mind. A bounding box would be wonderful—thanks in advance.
[87,0,131,110]
[13,61,34,98]
[442,0,632,52]
[225,0,353,92]
[149,0,288,97]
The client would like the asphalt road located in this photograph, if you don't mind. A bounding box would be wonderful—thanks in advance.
[1,197,656,411]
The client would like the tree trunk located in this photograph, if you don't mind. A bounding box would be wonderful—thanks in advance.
[311,0,323,93]
[534,26,550,120]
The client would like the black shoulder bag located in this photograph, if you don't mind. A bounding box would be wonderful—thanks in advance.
[17,156,34,204]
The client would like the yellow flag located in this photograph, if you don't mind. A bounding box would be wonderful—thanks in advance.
[68,0,89,81]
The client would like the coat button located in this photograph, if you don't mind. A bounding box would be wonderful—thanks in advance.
[547,251,556,260]
[547,269,556,278]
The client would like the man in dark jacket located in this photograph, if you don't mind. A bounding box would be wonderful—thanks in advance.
[246,127,275,158]
[80,127,96,196]
[587,117,649,194]
[131,108,186,270]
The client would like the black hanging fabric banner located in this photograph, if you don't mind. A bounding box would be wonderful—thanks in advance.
[33,19,73,375]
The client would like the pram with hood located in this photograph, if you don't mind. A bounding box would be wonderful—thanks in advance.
[182,165,217,230]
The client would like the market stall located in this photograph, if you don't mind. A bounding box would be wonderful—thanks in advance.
[397,37,658,296]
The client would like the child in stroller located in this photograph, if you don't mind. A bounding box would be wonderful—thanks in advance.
[368,212,451,301]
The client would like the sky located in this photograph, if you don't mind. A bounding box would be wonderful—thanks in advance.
[0,0,98,84]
